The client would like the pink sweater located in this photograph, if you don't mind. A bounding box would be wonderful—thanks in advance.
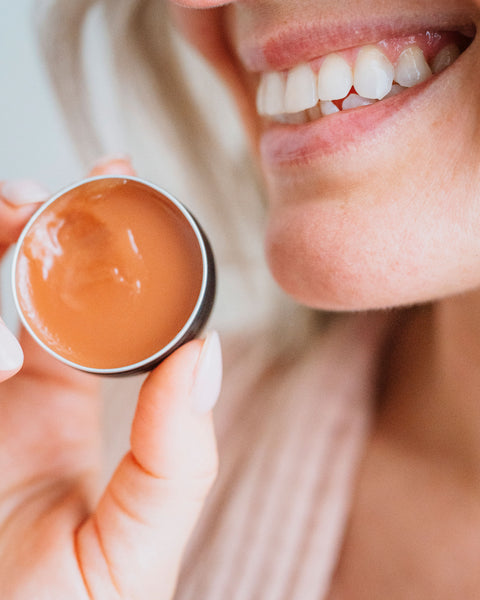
[171,313,388,600]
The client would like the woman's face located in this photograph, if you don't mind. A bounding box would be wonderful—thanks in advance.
[170,1,480,311]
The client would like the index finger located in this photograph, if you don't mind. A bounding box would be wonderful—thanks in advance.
[88,155,136,177]
[0,180,49,256]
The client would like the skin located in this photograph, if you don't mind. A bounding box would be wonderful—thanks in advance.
[3,1,480,599]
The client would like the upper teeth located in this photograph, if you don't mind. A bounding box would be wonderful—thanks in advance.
[317,54,353,101]
[256,42,460,120]
[395,46,432,87]
[431,43,461,75]
[354,46,394,100]
[284,63,318,113]
[257,71,286,116]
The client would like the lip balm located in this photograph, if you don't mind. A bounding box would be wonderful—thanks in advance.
[11,176,215,375]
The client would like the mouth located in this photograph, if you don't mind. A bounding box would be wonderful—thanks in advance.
[226,11,476,166]
[256,31,472,125]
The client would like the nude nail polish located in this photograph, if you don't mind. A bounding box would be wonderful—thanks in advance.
[0,320,23,372]
[190,331,223,414]
[1,180,49,206]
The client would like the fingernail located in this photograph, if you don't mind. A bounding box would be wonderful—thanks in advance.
[1,180,50,206]
[90,154,135,176]
[190,331,222,414]
[94,153,131,166]
[0,320,23,373]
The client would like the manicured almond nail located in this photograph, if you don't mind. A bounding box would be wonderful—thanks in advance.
[94,153,131,166]
[1,180,50,206]
[190,331,222,414]
[90,154,135,176]
[0,320,23,374]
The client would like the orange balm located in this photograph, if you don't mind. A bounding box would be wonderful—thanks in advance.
[13,177,215,374]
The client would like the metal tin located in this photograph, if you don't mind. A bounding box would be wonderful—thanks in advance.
[11,176,215,376]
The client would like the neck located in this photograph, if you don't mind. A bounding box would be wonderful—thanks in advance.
[379,290,480,478]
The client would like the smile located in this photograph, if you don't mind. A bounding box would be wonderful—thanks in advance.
[256,31,471,124]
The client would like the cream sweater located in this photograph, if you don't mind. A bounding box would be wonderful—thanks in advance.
[171,313,387,600]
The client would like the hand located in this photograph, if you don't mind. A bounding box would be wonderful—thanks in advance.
[0,157,221,600]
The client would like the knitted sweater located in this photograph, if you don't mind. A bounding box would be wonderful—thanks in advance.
[171,313,387,600]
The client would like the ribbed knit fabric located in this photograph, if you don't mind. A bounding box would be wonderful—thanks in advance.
[172,313,388,600]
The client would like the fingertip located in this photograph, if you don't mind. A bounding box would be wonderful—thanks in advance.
[89,155,137,177]
[141,334,222,413]
[139,340,203,408]
[132,338,217,479]
[190,331,222,414]
[0,180,50,206]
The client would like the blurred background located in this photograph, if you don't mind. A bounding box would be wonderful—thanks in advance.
[0,0,80,186]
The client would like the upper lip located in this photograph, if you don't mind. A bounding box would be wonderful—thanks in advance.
[228,9,476,73]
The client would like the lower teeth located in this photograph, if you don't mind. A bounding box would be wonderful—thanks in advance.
[342,94,376,111]
[272,80,416,123]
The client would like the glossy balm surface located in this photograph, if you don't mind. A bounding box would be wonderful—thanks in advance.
[14,178,204,370]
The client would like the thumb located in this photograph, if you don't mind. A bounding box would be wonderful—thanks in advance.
[76,332,222,600]
[0,180,49,253]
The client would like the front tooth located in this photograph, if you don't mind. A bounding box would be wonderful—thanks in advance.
[284,63,318,113]
[354,46,394,100]
[320,100,340,116]
[317,53,353,101]
[395,46,432,87]
[257,71,286,116]
[431,43,460,74]
[342,94,376,111]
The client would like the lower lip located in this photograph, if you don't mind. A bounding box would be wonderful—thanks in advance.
[259,75,435,166]
[12,177,215,375]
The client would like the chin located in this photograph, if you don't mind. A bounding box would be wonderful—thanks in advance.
[264,199,480,313]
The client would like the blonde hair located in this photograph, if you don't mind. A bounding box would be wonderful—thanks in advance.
[36,0,318,344]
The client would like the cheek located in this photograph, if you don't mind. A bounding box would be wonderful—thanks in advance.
[265,182,480,311]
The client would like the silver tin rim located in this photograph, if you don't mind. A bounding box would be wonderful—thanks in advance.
[11,175,213,375]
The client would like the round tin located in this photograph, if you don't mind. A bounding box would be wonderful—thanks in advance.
[11,176,215,376]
